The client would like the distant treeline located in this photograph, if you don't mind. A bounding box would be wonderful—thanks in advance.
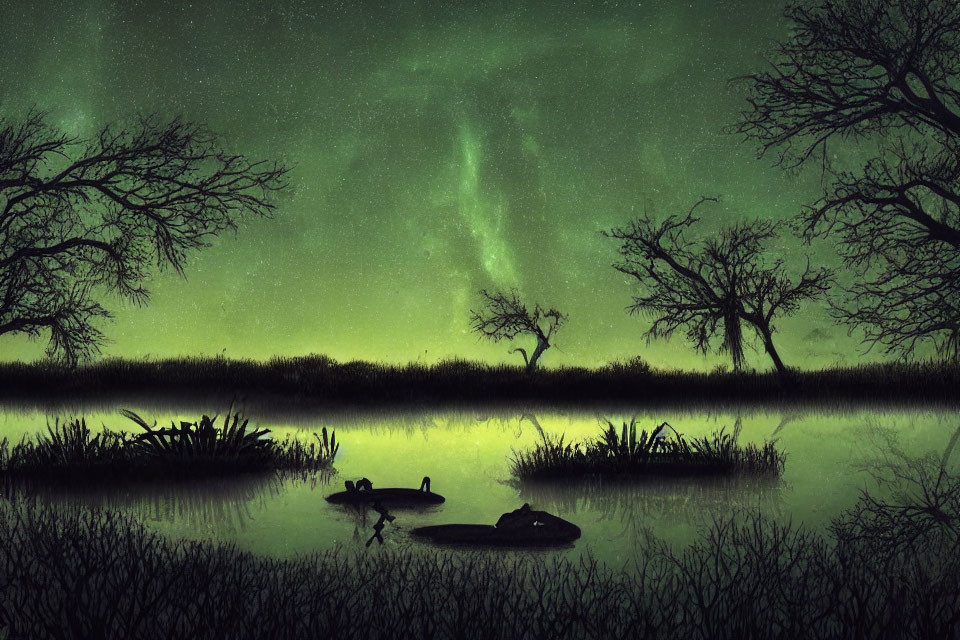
[1,356,957,408]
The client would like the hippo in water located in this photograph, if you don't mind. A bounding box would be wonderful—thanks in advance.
[411,504,581,547]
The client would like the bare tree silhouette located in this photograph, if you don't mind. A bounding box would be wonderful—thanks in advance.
[469,289,566,372]
[604,197,832,375]
[734,0,960,361]
[0,111,288,364]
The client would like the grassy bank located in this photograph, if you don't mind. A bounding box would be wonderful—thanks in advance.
[0,356,958,408]
[0,411,338,481]
[511,418,785,481]
[0,457,957,640]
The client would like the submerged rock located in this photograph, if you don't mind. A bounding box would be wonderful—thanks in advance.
[325,476,445,507]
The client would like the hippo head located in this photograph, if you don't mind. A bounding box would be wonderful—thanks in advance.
[495,504,580,539]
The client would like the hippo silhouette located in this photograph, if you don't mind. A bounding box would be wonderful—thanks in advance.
[411,504,581,547]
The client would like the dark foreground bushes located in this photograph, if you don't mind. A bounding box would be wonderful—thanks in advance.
[1,445,958,640]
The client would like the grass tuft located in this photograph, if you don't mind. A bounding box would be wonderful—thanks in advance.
[272,427,339,472]
[5,418,129,475]
[0,411,338,480]
[511,417,785,481]
[122,409,275,470]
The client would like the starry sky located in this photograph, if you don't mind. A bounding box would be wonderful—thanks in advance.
[0,0,878,370]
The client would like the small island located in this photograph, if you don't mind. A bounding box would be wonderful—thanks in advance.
[510,417,785,482]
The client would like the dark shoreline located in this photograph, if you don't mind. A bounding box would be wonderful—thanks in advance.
[1,356,957,412]
[2,491,957,640]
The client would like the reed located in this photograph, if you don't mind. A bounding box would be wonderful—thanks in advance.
[511,418,786,481]
[272,427,339,471]
[0,411,338,481]
[122,409,276,471]
[3,418,130,477]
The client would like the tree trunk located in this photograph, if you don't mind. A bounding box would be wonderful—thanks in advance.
[526,337,550,372]
[723,312,745,371]
[759,326,789,376]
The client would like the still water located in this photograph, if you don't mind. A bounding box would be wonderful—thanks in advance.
[1,404,956,568]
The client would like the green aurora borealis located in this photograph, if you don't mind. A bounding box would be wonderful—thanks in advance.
[1,0,879,370]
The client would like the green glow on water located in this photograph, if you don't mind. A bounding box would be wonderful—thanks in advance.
[2,405,954,567]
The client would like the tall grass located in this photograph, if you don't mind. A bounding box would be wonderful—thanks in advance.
[1,356,957,408]
[2,419,131,478]
[0,411,338,480]
[272,427,339,472]
[123,409,276,470]
[511,418,785,481]
[24,418,128,468]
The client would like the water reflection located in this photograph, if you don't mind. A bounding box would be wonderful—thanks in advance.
[515,475,783,544]
[768,410,803,439]
[0,403,955,564]
[3,470,333,534]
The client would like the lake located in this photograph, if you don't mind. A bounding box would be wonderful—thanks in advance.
[1,402,955,569]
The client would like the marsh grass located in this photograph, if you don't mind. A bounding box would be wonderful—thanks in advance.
[122,409,277,471]
[2,419,131,479]
[27,419,120,465]
[1,356,957,407]
[0,411,338,481]
[271,427,339,472]
[511,418,785,481]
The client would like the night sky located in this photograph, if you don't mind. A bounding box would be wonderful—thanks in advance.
[1,0,871,370]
